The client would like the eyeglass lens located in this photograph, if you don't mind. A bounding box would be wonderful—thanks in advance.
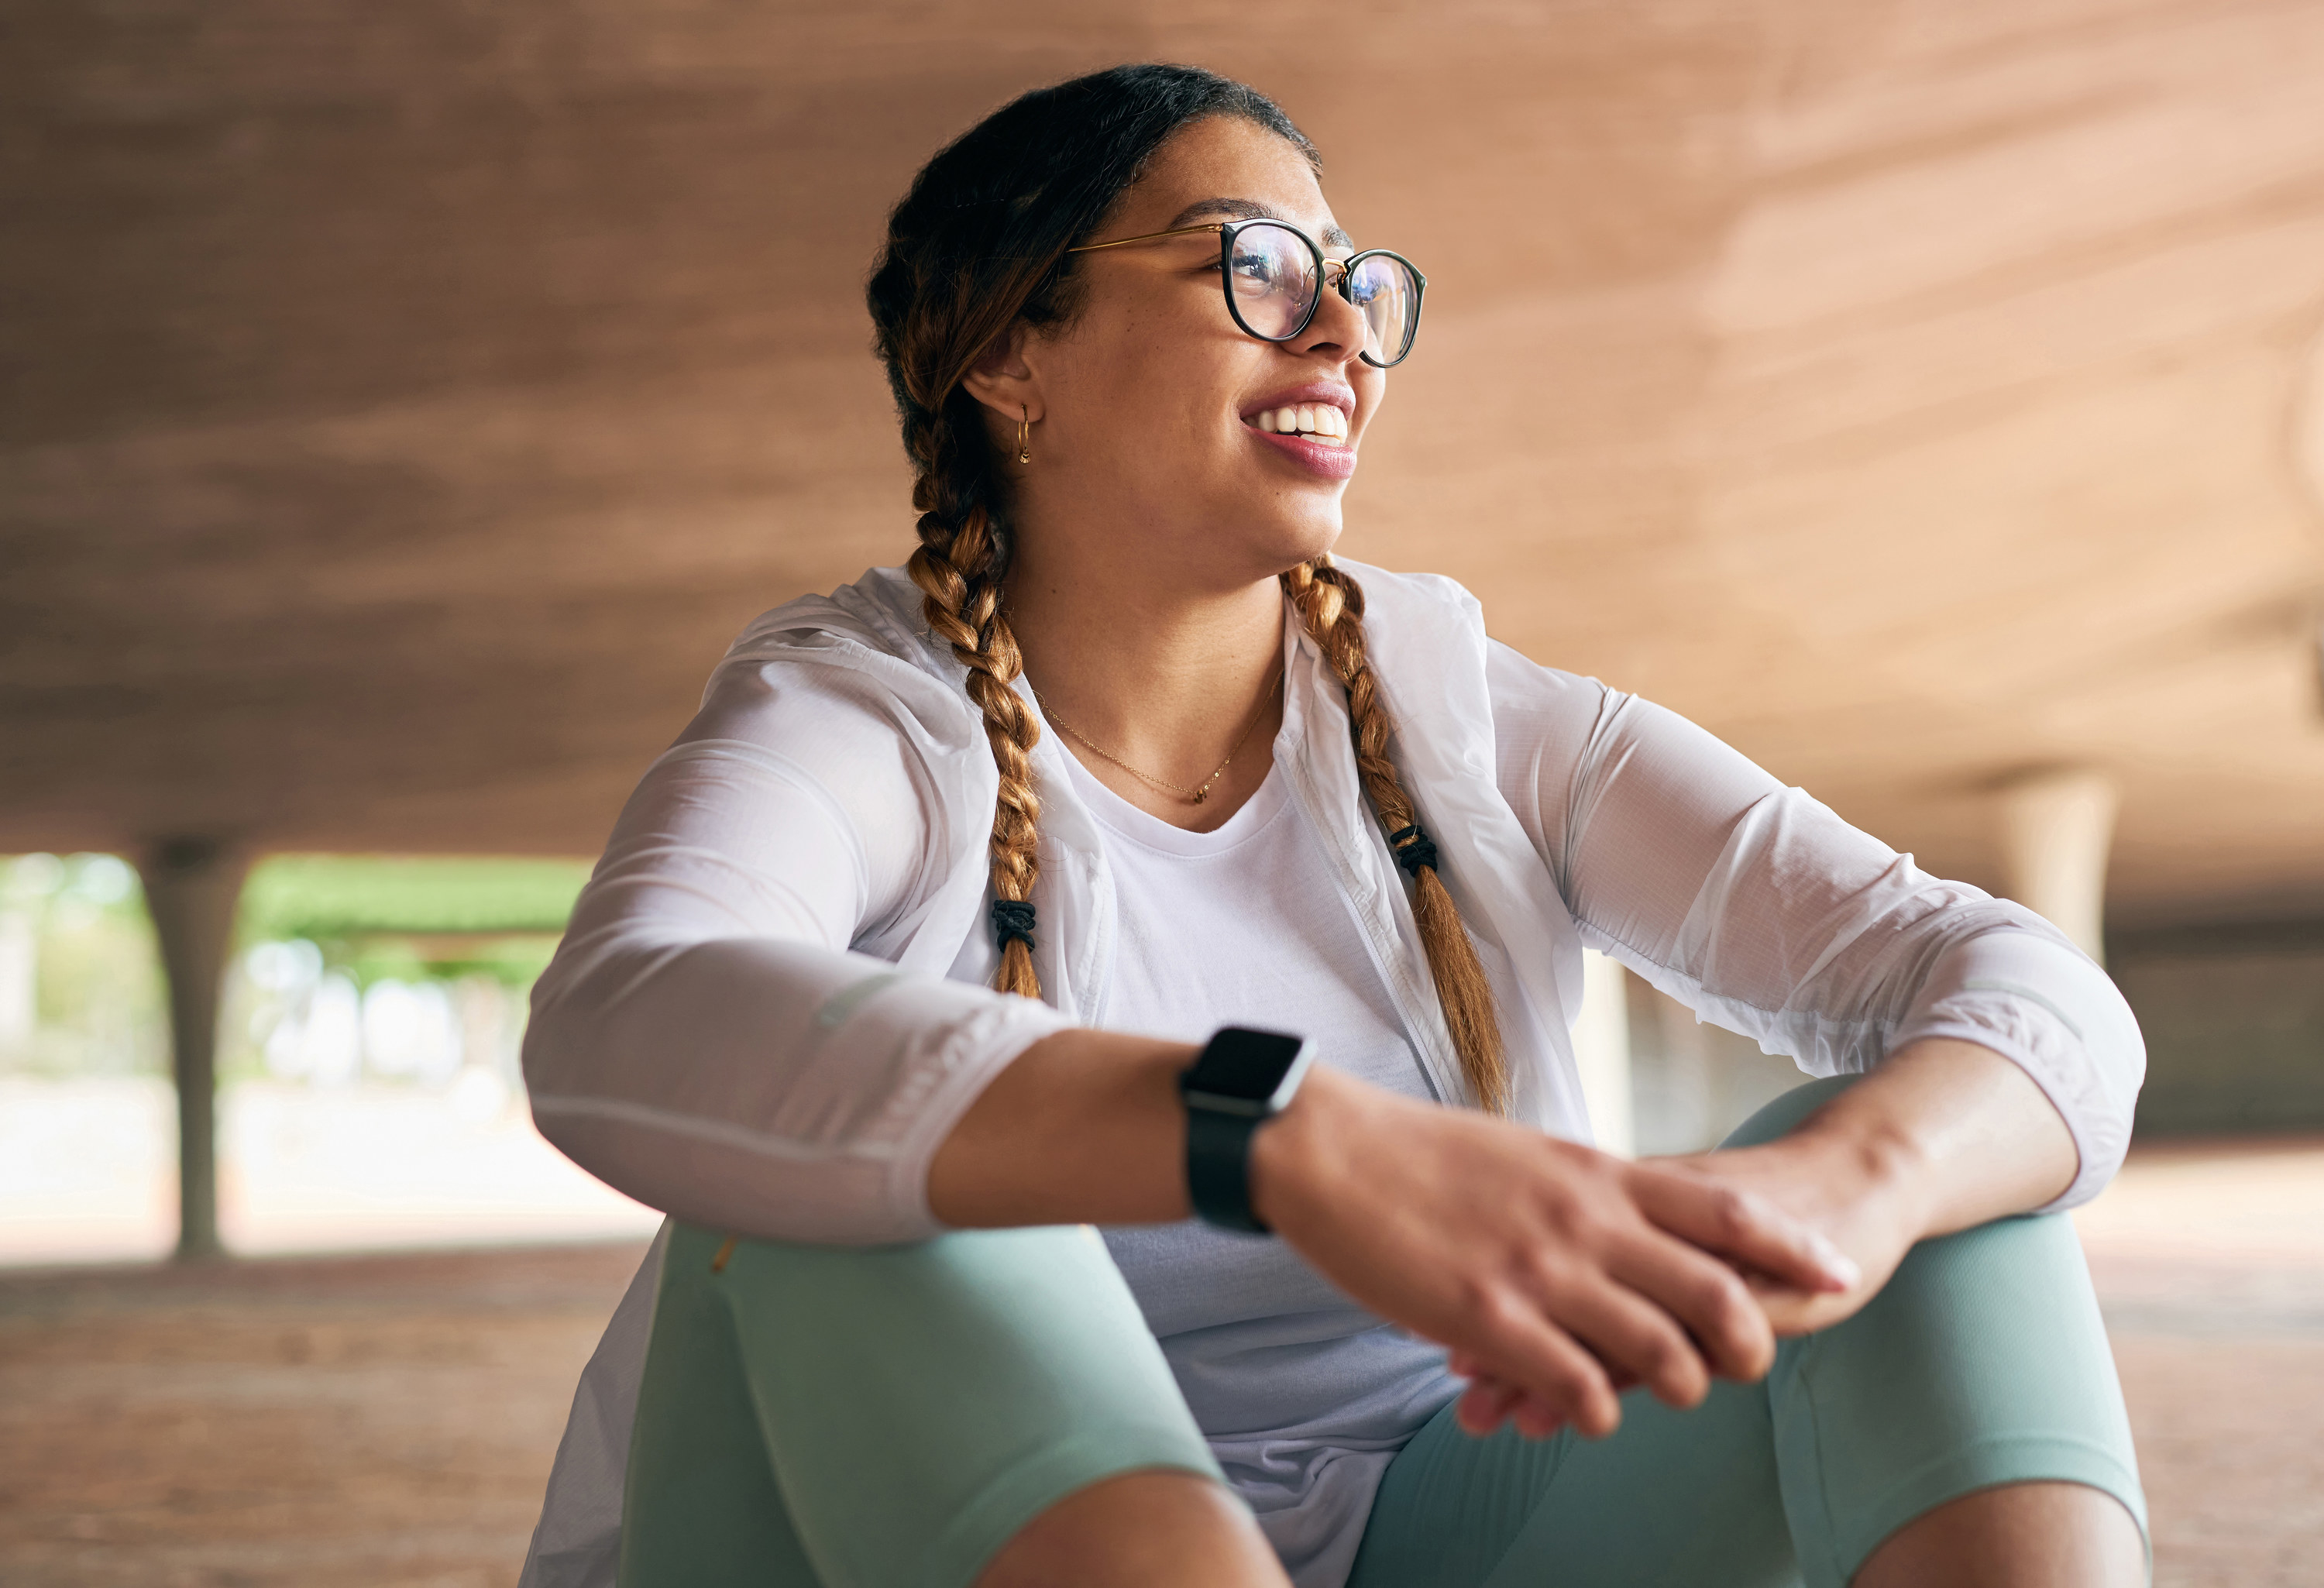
[1226,222,1420,365]
[1344,254,1421,367]
[1226,224,1320,339]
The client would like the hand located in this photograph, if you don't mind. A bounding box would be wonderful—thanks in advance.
[1446,1038,2078,1437]
[1661,1040,2075,1337]
[1439,1126,1923,1437]
[1668,1134,1930,1334]
[1250,1067,1860,1440]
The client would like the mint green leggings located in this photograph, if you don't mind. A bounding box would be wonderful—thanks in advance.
[618,1079,2147,1588]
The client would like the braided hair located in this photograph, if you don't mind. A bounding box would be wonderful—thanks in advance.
[865,64,1508,1112]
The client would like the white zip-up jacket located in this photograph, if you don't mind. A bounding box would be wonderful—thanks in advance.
[517,559,2145,1588]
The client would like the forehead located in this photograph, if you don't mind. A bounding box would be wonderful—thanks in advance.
[1110,115,1344,245]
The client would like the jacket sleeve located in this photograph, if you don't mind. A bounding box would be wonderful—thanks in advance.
[521,647,1069,1245]
[1487,641,2144,1210]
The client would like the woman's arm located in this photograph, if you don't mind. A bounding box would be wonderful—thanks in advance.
[930,1025,1862,1440]
[528,624,1846,1432]
[1487,639,2144,1215]
[1677,1035,2076,1329]
[1451,1035,2082,1432]
[522,648,1072,1244]
[1463,642,2144,1431]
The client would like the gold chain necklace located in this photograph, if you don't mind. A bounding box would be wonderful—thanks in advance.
[1033,662,1284,806]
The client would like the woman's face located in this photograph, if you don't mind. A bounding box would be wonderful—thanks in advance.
[976,115,1389,593]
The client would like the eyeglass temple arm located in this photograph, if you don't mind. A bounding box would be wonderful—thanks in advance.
[1064,224,1386,317]
[1067,224,1357,285]
[1063,223,1227,256]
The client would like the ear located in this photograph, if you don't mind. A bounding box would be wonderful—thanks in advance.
[960,322,1045,427]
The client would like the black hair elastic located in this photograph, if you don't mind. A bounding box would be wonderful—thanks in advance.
[990,898,1037,951]
[1387,824,1439,878]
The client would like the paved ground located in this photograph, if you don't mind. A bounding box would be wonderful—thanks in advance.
[0,1078,662,1267]
[2,1138,2320,1587]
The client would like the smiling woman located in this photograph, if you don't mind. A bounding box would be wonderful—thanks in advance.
[517,64,2148,1588]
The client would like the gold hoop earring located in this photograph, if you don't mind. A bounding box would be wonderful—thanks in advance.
[1017,406,1031,465]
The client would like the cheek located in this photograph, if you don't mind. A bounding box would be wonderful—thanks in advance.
[1067,312,1255,451]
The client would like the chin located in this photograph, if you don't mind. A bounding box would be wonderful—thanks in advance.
[1181,493,1342,589]
[1273,514,1343,575]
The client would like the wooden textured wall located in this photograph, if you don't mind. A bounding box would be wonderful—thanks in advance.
[5,1,2322,927]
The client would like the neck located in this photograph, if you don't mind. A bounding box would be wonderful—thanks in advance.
[1003,534,1294,823]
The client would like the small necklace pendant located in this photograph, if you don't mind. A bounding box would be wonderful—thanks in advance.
[1191,787,1209,804]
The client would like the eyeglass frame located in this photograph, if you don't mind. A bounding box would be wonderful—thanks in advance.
[1064,218,1427,369]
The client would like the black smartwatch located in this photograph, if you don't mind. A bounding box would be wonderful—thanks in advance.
[1177,1026,1316,1235]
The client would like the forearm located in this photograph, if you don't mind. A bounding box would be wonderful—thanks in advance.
[1786,1036,2079,1239]
[527,935,1072,1243]
[927,1027,1203,1227]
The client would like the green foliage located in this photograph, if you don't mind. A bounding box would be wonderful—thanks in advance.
[1,853,166,1076]
[319,933,561,992]
[237,855,591,943]
[1,852,590,1078]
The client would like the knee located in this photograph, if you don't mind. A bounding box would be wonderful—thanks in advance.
[975,1471,1283,1588]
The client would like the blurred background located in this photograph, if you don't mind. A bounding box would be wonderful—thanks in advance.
[4,2,2322,1583]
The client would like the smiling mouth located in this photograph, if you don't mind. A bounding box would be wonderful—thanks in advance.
[1245,404,1349,444]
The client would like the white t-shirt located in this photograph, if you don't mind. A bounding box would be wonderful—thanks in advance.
[1064,748,1461,1588]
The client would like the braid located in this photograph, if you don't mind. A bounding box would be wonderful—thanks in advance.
[902,394,1043,998]
[1282,555,1510,1113]
[867,67,1318,1001]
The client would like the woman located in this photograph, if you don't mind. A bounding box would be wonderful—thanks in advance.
[518,64,2148,1588]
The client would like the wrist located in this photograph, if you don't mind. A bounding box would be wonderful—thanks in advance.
[1789,1036,2074,1237]
[1786,1105,1941,1239]
[1246,1062,1363,1234]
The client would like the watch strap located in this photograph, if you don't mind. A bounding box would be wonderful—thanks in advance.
[1184,1105,1271,1234]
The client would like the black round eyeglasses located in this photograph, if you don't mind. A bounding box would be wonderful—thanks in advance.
[1066,218,1426,369]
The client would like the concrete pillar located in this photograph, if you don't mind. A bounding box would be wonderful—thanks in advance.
[1997,768,2119,964]
[1574,948,1635,1157]
[139,837,249,1262]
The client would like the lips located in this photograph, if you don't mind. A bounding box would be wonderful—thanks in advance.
[1246,419,1358,480]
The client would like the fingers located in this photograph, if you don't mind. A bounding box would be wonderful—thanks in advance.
[1626,1166,1859,1295]
[1510,1394,1566,1440]
[1545,1271,1714,1410]
[1455,1374,1523,1435]
[1747,1271,1876,1339]
[1462,1291,1624,1438]
[1452,1266,1695,1438]
[1607,1232,1778,1382]
[1456,1370,1569,1440]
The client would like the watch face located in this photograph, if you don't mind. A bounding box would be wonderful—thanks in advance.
[1188,1027,1308,1101]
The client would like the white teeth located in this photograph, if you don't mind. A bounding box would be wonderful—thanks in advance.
[1250,404,1349,441]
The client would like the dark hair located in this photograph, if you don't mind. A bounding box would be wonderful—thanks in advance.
[865,64,1508,1112]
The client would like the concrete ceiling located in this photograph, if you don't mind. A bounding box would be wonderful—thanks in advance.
[5,0,2323,927]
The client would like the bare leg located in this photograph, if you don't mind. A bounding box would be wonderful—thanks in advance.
[975,1469,1289,1588]
[1853,1480,2146,1588]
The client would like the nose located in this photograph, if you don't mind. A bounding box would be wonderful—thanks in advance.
[1298,260,1369,361]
